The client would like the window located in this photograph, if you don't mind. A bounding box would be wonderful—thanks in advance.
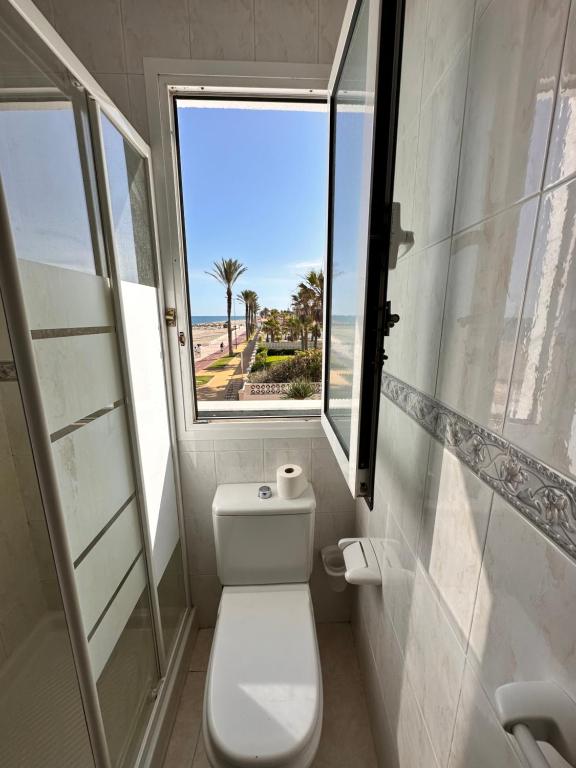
[173,97,328,419]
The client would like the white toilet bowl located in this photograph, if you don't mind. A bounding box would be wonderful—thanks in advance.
[203,483,322,768]
[203,584,322,768]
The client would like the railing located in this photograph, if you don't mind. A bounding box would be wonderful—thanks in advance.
[238,381,322,400]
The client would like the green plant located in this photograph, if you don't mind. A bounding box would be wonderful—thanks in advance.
[248,349,322,383]
[282,379,316,400]
[195,375,213,386]
[251,350,268,372]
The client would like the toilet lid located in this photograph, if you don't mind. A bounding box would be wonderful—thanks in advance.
[205,584,322,767]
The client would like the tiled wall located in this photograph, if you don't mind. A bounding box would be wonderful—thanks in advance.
[34,0,347,141]
[179,434,355,626]
[354,0,576,767]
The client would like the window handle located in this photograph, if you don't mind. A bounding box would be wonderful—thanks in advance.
[496,681,576,768]
[389,202,414,269]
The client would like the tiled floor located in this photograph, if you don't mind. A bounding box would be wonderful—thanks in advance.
[163,622,378,768]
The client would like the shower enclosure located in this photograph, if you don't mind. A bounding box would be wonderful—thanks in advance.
[0,2,191,766]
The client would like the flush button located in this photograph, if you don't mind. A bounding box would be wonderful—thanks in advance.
[258,485,272,499]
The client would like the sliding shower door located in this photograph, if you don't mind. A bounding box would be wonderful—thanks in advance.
[96,111,187,658]
[0,5,187,765]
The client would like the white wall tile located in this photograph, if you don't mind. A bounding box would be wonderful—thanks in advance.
[213,438,262,452]
[121,0,190,73]
[318,0,347,65]
[373,399,431,552]
[214,448,263,483]
[189,0,254,61]
[396,0,428,129]
[254,0,317,63]
[385,239,450,397]
[52,0,125,74]
[189,574,221,628]
[448,661,525,768]
[545,1,576,187]
[127,74,149,143]
[454,0,568,231]
[404,565,467,767]
[380,512,416,649]
[413,45,469,250]
[422,0,475,96]
[469,496,576,705]
[263,437,311,482]
[418,444,493,644]
[310,443,354,515]
[505,177,576,480]
[435,198,539,432]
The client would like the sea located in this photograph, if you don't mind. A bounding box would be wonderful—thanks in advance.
[191,315,244,325]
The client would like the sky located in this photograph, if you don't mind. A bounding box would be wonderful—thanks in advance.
[176,101,328,317]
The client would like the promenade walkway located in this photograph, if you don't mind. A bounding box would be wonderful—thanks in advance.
[196,333,259,401]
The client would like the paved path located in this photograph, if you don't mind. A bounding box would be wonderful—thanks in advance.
[196,334,259,401]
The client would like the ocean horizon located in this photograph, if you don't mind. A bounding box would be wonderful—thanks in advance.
[191,315,244,325]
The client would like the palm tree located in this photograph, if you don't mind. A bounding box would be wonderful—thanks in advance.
[206,258,247,356]
[298,269,324,348]
[237,288,253,339]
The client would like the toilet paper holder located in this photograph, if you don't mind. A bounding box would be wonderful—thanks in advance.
[338,537,382,586]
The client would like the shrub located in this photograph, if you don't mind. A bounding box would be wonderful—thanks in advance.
[282,379,316,400]
[248,349,322,383]
[251,350,268,372]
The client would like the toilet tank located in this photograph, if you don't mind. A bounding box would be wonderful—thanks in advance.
[212,482,316,585]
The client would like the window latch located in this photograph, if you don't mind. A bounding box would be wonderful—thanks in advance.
[389,202,414,269]
[178,331,186,347]
[165,307,177,326]
[384,300,399,336]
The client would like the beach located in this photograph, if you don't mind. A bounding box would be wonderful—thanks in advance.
[191,320,247,363]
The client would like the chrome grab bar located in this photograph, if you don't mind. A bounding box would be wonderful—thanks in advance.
[496,682,576,768]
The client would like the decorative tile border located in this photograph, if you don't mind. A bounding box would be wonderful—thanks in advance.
[0,361,17,381]
[381,372,576,561]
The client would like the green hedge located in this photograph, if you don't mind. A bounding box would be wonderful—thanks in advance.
[249,350,322,383]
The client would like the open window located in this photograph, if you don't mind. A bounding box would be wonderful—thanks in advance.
[321,0,406,506]
[172,96,328,420]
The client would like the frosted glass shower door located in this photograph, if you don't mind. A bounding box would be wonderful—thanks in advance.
[97,112,187,658]
[0,15,161,766]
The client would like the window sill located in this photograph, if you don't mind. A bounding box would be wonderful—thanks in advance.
[177,413,323,442]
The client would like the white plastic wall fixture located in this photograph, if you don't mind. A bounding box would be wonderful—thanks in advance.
[338,538,382,586]
[495,681,576,767]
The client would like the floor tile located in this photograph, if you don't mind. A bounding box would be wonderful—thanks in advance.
[189,628,214,672]
[164,622,377,767]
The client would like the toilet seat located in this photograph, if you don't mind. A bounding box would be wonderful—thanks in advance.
[203,584,323,768]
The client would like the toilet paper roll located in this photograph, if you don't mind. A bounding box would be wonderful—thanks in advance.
[276,464,308,499]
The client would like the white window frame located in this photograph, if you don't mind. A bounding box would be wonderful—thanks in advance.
[144,58,331,440]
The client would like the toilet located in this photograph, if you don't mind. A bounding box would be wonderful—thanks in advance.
[203,482,322,768]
